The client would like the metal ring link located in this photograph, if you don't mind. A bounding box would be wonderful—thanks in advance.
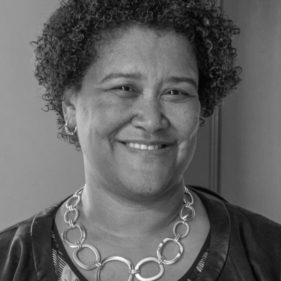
[97,256,134,281]
[180,205,195,222]
[135,257,165,281]
[174,233,181,242]
[73,244,101,270]
[184,201,191,208]
[156,238,183,265]
[75,187,84,196]
[62,224,86,248]
[66,193,82,209]
[130,269,141,275]
[75,240,83,249]
[69,220,74,228]
[64,208,79,225]
[184,188,194,205]
[173,221,190,239]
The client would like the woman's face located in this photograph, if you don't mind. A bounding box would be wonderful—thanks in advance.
[66,26,200,201]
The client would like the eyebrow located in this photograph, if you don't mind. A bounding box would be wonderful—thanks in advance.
[99,72,144,84]
[99,72,198,88]
[166,76,198,89]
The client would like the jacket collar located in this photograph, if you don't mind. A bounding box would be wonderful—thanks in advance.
[190,186,231,281]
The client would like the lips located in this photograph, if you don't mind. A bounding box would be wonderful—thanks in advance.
[127,143,167,150]
[119,141,173,151]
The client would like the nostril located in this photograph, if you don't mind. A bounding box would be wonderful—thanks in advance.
[131,101,170,133]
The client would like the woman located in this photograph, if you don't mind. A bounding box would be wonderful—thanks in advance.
[1,0,280,280]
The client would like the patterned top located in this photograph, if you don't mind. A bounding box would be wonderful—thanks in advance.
[51,223,209,281]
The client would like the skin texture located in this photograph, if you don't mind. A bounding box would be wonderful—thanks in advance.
[64,26,200,203]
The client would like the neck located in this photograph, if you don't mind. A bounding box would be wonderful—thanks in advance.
[79,179,185,242]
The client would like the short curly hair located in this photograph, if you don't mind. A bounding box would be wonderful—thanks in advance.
[33,0,241,149]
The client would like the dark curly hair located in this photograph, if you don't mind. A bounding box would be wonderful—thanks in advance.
[33,0,241,149]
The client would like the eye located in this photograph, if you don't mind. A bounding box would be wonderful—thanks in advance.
[162,89,194,102]
[167,90,184,96]
[112,85,139,98]
[116,86,134,92]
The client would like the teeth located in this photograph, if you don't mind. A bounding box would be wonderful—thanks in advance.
[127,143,164,150]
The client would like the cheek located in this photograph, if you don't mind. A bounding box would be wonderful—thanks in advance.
[78,97,132,140]
[173,104,200,138]
[172,104,200,157]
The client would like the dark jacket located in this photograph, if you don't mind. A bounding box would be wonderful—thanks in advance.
[0,187,281,281]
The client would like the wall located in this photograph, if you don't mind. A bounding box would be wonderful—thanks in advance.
[0,1,211,229]
[220,0,281,223]
[0,0,84,229]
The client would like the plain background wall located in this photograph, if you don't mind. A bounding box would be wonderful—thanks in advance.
[0,0,83,229]
[0,0,211,229]
[220,0,281,223]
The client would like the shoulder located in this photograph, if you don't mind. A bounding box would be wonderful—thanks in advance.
[0,216,37,279]
[190,186,281,279]
[0,216,34,250]
[189,185,281,239]
[0,201,62,280]
[226,200,281,228]
[188,185,228,202]
[0,201,58,244]
[190,185,281,225]
[225,200,281,247]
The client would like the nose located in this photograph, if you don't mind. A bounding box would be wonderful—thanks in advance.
[131,97,169,133]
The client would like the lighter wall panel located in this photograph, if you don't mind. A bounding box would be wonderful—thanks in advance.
[220,0,281,223]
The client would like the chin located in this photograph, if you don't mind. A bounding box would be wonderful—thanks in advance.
[122,174,177,200]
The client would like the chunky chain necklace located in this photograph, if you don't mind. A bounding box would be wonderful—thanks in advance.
[61,186,195,281]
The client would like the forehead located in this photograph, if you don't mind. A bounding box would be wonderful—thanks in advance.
[89,26,198,82]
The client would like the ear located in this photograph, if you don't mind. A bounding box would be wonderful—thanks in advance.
[62,89,77,128]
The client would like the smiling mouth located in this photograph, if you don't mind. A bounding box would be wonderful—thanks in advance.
[121,142,170,151]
